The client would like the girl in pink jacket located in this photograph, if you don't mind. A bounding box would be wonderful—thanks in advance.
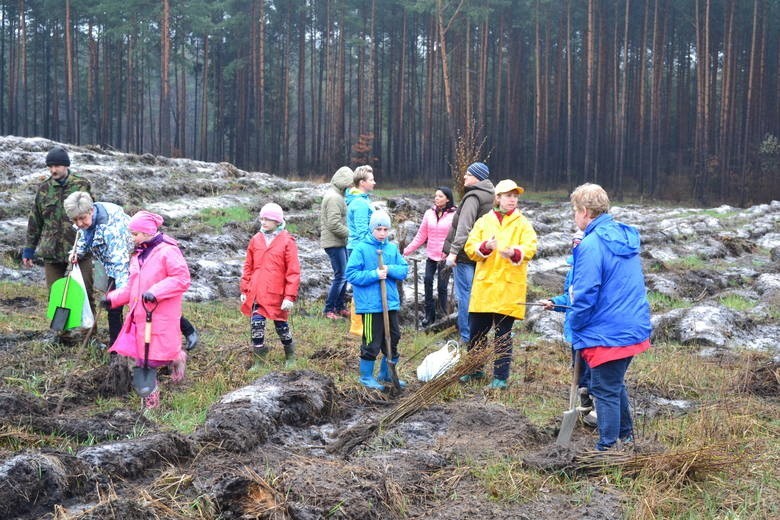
[106,210,191,409]
[403,187,456,326]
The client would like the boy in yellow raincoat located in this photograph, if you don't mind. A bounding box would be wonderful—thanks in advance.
[461,180,538,389]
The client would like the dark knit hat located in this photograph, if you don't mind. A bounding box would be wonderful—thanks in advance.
[46,147,70,167]
[466,162,489,180]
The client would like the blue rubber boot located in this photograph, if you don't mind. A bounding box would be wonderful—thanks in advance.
[359,359,385,390]
[377,357,407,388]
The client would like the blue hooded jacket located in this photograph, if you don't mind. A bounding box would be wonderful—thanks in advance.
[569,213,652,350]
[345,188,373,251]
[346,235,408,314]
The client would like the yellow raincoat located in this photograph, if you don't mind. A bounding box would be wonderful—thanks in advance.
[464,209,538,319]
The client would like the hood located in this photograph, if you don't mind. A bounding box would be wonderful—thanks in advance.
[330,167,354,191]
[590,214,641,257]
[345,188,369,205]
[465,178,495,197]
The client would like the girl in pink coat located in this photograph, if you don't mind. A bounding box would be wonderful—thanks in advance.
[402,187,456,326]
[240,203,301,366]
[106,210,191,408]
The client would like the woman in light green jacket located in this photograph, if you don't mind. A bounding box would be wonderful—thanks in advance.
[320,166,354,319]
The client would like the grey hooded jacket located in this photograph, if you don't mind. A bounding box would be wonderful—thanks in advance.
[442,178,495,264]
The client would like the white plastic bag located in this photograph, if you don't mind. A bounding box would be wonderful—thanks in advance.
[416,340,461,382]
[70,263,95,329]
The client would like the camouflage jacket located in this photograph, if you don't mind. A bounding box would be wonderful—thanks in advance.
[24,172,92,262]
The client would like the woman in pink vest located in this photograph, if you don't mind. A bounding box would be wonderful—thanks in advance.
[403,187,456,326]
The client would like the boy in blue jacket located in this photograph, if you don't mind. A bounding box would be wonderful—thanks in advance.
[346,210,409,390]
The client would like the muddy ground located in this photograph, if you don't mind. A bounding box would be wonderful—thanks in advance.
[1,138,778,518]
[0,323,655,520]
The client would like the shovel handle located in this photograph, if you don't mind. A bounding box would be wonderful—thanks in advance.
[142,299,157,370]
[569,354,582,409]
[377,249,402,394]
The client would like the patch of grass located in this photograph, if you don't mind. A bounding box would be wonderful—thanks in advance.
[667,254,707,270]
[470,457,546,503]
[647,291,690,312]
[196,205,253,227]
[3,371,50,397]
[718,293,756,311]
[696,208,741,220]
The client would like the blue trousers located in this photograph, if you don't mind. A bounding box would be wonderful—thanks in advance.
[453,262,475,343]
[324,246,348,313]
[589,355,634,450]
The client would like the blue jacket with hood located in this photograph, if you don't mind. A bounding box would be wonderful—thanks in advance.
[346,235,408,314]
[345,189,373,252]
[569,213,651,351]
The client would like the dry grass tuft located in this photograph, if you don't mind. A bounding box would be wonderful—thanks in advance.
[731,352,779,397]
[576,443,745,482]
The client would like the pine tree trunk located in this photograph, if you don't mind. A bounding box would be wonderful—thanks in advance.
[159,0,171,156]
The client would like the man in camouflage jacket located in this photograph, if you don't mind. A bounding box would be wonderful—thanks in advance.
[22,146,95,309]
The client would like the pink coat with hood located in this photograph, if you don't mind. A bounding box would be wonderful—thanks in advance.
[403,206,456,261]
[107,234,191,362]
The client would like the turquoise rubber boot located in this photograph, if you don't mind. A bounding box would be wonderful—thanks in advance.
[377,357,407,388]
[487,378,508,389]
[359,359,385,390]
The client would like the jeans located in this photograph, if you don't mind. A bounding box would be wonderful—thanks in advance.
[324,246,348,313]
[589,355,634,450]
[453,262,475,343]
[424,258,450,321]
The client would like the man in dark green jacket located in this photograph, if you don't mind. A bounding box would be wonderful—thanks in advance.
[23,146,95,310]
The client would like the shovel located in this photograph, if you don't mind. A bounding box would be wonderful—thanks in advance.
[50,273,72,331]
[516,301,571,309]
[132,299,158,397]
[48,235,82,331]
[556,353,582,446]
[412,257,419,330]
[377,249,402,396]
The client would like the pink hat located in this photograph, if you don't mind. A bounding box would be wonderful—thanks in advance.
[259,203,284,224]
[129,210,164,234]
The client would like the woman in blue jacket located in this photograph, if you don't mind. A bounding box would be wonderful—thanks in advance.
[568,184,652,451]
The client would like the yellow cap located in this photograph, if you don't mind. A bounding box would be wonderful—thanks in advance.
[494,179,524,195]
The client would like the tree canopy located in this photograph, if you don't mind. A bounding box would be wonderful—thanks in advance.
[1,0,779,204]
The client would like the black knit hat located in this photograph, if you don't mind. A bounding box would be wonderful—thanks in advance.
[46,147,70,167]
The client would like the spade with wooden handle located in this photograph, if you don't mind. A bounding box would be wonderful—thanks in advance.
[377,249,402,396]
[556,353,582,446]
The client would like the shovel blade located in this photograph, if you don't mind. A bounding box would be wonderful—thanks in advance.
[556,409,579,446]
[50,307,71,331]
[386,360,402,397]
[132,366,158,397]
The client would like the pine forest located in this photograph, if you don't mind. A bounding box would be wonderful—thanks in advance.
[1,0,779,204]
